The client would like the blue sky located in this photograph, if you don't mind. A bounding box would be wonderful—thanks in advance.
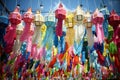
[0,0,120,15]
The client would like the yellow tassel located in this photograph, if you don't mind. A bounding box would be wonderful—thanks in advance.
[37,24,47,47]
[65,12,75,47]
[84,59,88,73]
[103,42,109,57]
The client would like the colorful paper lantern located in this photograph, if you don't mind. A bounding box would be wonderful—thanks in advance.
[55,3,66,36]
[84,11,94,47]
[4,6,21,45]
[108,10,119,31]
[65,12,75,47]
[75,5,84,23]
[20,8,34,42]
[92,9,104,44]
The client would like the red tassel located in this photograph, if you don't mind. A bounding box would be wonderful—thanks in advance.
[48,56,57,68]
[73,55,79,67]
[96,50,105,65]
[56,19,63,36]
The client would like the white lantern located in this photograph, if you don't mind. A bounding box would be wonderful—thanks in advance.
[34,10,44,26]
[84,11,92,28]
[75,6,85,23]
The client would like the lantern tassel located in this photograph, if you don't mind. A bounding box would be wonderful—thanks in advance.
[56,19,63,36]
[20,23,31,42]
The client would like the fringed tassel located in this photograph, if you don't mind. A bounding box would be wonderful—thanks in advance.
[4,25,16,44]
[96,24,104,44]
[30,44,37,59]
[20,23,31,42]
[87,28,94,47]
[56,19,63,36]
[13,33,22,54]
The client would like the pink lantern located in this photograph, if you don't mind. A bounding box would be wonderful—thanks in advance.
[4,6,21,45]
[92,9,104,44]
[55,3,66,36]
[20,8,34,42]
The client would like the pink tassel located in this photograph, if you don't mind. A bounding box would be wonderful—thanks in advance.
[20,23,31,42]
[30,44,37,59]
[4,25,16,44]
[56,19,63,36]
[37,47,46,60]
[26,35,32,52]
[96,24,105,44]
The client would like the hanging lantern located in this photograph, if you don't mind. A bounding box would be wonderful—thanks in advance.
[83,11,92,28]
[83,11,94,47]
[65,12,75,47]
[92,9,104,44]
[34,10,44,26]
[108,10,119,30]
[20,8,34,42]
[45,11,56,27]
[32,10,44,44]
[75,5,84,23]
[4,6,21,44]
[55,3,66,36]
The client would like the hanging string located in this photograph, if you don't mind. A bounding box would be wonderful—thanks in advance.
[77,0,79,6]
[68,0,71,10]
[50,0,52,11]
[16,0,17,7]
[37,0,40,10]
[93,0,97,9]
[86,0,89,10]
[110,0,113,10]
[30,0,32,8]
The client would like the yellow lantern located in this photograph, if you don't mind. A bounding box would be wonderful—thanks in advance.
[65,12,75,47]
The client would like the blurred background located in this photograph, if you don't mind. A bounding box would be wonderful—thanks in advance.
[0,0,120,15]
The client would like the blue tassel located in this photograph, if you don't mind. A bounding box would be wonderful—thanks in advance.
[54,33,58,47]
[82,51,86,64]
[45,50,52,61]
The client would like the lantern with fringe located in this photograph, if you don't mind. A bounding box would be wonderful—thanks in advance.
[43,11,56,61]
[84,11,93,47]
[55,3,66,37]
[20,8,34,42]
[65,12,75,47]
[4,6,21,44]
[4,6,21,53]
[92,9,104,44]
[74,5,85,43]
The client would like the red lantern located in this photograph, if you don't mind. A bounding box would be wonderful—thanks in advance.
[4,6,21,44]
[55,3,66,36]
[108,10,119,31]
[20,8,34,42]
